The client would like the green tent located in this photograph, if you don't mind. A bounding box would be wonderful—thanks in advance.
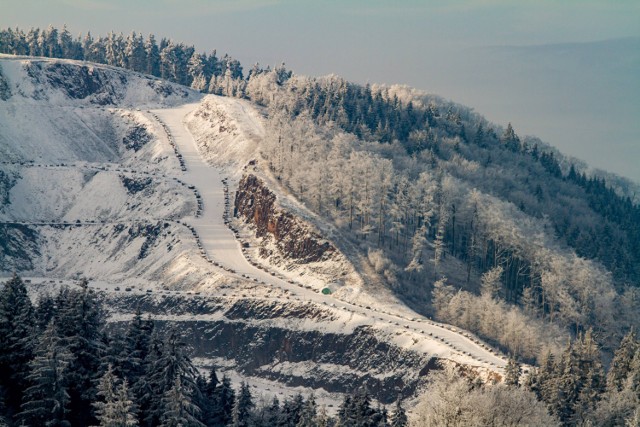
[321,287,332,295]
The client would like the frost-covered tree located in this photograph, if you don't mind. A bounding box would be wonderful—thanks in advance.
[0,274,35,414]
[187,53,208,92]
[210,374,235,426]
[480,265,503,299]
[54,281,105,426]
[607,330,639,392]
[411,365,558,426]
[19,322,72,427]
[124,32,146,73]
[296,393,317,427]
[504,355,521,387]
[93,365,138,427]
[390,400,408,427]
[144,34,161,77]
[147,328,201,426]
[159,376,204,427]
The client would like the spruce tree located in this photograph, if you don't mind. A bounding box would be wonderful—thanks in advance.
[282,393,305,427]
[199,367,219,427]
[607,331,638,392]
[231,381,254,427]
[147,328,201,426]
[125,312,155,426]
[19,322,72,427]
[504,355,522,387]
[0,274,35,415]
[296,393,317,427]
[159,376,204,427]
[93,365,138,427]
[263,396,281,427]
[54,281,105,426]
[211,375,235,427]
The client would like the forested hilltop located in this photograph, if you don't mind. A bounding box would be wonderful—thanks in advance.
[2,25,640,425]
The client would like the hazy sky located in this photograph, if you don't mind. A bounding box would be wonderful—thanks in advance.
[2,0,639,181]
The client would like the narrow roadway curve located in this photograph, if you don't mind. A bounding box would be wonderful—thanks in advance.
[152,102,508,372]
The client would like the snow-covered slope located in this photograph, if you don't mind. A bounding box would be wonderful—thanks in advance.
[1,56,512,405]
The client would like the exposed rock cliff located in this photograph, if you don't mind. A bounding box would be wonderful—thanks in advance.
[234,174,336,264]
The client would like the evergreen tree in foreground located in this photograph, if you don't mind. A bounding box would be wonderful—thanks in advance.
[231,381,254,427]
[210,374,235,426]
[93,364,138,427]
[147,328,202,426]
[0,274,35,415]
[19,321,72,427]
[159,376,204,427]
[55,280,105,426]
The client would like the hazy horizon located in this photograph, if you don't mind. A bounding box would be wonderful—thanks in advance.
[2,0,639,182]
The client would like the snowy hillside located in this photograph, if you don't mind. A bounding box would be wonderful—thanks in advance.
[0,56,514,406]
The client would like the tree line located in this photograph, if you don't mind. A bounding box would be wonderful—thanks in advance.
[0,25,246,95]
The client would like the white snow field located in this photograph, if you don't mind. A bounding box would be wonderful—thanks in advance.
[151,99,509,372]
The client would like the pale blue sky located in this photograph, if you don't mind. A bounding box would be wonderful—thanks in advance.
[1,0,639,181]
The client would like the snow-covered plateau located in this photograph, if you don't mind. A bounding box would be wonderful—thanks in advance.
[0,56,510,406]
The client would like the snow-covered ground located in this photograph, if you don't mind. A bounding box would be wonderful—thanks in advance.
[151,99,509,372]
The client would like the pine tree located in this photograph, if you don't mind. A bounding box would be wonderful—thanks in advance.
[0,274,36,416]
[19,322,72,427]
[147,328,201,426]
[296,394,317,427]
[54,281,105,426]
[607,330,638,392]
[159,376,204,427]
[231,381,254,427]
[93,365,138,427]
[504,355,522,387]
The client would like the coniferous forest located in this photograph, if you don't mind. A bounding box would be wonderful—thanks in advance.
[0,275,412,426]
[2,26,640,425]
[2,275,640,425]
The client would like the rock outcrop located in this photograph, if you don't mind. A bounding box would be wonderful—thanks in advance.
[234,174,335,263]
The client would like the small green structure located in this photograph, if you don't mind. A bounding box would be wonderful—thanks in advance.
[321,287,332,295]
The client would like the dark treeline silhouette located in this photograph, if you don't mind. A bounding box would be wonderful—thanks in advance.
[0,275,408,426]
[2,275,639,426]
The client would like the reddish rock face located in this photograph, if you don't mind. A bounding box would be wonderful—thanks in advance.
[234,174,335,263]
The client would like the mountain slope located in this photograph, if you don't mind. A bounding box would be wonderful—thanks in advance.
[0,56,513,406]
